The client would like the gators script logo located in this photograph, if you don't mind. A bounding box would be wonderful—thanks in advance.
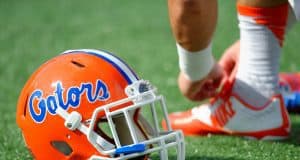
[28,80,110,123]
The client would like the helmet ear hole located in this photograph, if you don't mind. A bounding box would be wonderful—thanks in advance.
[50,141,73,156]
[23,95,29,117]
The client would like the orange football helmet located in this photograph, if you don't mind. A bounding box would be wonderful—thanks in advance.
[16,49,185,160]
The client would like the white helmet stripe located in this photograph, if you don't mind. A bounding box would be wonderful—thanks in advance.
[62,49,139,84]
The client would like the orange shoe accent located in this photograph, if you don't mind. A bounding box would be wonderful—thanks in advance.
[162,81,291,140]
[211,100,235,128]
[162,110,223,136]
[237,3,289,46]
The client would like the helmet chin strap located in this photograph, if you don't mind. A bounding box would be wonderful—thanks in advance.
[55,107,116,153]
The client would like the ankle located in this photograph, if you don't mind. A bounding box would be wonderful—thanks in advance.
[233,78,277,107]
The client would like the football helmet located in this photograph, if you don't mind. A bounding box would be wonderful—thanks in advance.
[16,49,185,160]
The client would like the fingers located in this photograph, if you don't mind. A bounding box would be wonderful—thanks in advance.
[177,40,241,102]
[219,40,240,75]
[219,40,240,84]
[178,64,224,101]
[195,82,219,100]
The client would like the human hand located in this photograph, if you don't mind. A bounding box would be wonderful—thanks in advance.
[178,63,224,101]
[219,40,240,81]
[177,40,240,102]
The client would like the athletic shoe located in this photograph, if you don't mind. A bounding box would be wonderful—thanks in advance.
[162,80,291,140]
[280,72,300,113]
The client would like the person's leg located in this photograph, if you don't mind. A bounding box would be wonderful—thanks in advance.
[234,0,289,106]
[164,0,291,139]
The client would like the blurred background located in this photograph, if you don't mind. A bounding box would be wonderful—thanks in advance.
[0,0,299,159]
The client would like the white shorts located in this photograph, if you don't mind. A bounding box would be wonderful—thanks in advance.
[289,0,300,20]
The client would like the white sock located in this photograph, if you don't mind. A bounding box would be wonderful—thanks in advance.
[234,4,289,107]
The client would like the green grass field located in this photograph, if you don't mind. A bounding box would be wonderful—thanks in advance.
[1,0,300,159]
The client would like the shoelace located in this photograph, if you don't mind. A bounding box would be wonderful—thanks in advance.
[210,79,235,105]
[209,80,236,127]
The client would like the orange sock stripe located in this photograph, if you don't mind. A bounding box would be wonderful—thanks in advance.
[237,3,289,46]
